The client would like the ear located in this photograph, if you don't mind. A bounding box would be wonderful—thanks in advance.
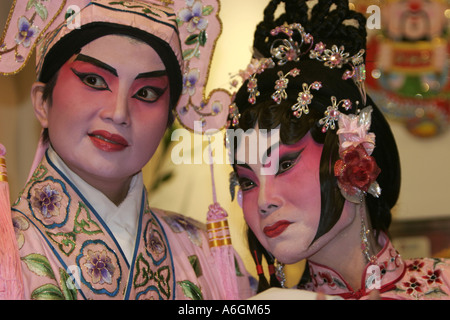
[31,82,49,128]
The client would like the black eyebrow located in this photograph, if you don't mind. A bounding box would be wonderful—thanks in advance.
[74,54,118,77]
[135,70,167,80]
[235,163,252,171]
[261,143,279,165]
[278,148,305,163]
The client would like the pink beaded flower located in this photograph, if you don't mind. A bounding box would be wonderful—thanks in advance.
[291,81,322,118]
[271,68,300,104]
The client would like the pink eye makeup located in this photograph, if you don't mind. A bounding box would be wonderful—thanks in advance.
[234,146,305,192]
[275,148,304,176]
[71,69,110,91]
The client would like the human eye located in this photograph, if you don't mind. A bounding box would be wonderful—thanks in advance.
[71,69,109,90]
[276,148,305,175]
[238,176,257,191]
[132,86,165,103]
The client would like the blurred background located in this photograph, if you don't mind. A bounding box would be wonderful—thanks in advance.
[1,0,449,286]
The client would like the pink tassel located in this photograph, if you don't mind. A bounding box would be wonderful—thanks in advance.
[205,137,239,299]
[0,144,24,299]
[207,203,239,300]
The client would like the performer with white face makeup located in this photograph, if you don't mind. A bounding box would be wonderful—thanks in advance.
[0,0,252,300]
[230,0,450,300]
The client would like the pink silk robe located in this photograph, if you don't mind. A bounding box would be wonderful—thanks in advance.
[11,151,253,300]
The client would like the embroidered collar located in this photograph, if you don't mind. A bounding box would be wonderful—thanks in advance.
[47,147,142,263]
[305,233,406,299]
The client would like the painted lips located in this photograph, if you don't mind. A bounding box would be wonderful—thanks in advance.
[89,130,129,152]
[263,220,292,238]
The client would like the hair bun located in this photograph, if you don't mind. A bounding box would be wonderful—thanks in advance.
[253,0,367,59]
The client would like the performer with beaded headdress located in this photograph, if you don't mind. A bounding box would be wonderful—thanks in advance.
[229,0,450,300]
[0,0,253,300]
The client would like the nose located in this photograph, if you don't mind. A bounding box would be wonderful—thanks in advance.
[103,89,131,126]
[257,176,282,216]
[112,95,130,126]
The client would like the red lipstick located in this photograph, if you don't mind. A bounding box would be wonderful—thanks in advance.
[89,130,129,152]
[263,220,292,238]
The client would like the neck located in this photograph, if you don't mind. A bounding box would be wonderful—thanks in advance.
[80,173,132,206]
[308,201,381,291]
[48,147,133,206]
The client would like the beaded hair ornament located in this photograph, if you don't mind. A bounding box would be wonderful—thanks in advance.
[232,22,381,202]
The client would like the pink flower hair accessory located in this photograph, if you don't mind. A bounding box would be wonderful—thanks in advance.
[334,107,381,203]
[336,106,376,155]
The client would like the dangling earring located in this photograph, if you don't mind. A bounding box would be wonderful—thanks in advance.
[359,198,378,265]
[274,259,286,288]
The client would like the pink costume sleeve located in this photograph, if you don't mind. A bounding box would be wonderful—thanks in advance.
[156,209,254,300]
[0,144,24,299]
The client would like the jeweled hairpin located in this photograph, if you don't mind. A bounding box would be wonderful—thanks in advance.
[228,103,240,127]
[243,22,366,122]
[291,81,322,118]
[310,42,367,104]
[271,68,300,104]
[247,58,275,104]
[318,96,352,132]
[269,23,313,65]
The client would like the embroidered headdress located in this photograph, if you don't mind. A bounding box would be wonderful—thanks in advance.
[0,0,183,107]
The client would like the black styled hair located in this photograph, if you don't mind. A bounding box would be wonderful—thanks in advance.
[231,0,401,292]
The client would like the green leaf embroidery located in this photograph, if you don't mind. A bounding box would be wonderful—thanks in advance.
[46,231,76,256]
[34,2,48,21]
[202,5,214,16]
[21,253,55,279]
[133,253,152,288]
[31,284,64,300]
[198,30,207,46]
[182,48,195,60]
[156,266,171,299]
[74,202,103,235]
[188,255,202,278]
[432,258,444,269]
[234,256,243,277]
[185,34,199,46]
[177,280,203,300]
[59,268,78,300]
[26,0,37,11]
[425,287,448,298]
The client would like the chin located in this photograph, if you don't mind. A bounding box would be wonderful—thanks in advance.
[268,239,314,265]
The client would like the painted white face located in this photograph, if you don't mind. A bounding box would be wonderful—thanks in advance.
[38,34,170,188]
[235,130,356,264]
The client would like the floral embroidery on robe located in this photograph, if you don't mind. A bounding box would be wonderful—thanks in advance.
[12,151,252,300]
[301,233,450,300]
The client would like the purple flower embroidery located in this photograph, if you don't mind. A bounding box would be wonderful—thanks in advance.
[15,16,39,48]
[178,1,208,33]
[182,68,199,96]
[12,215,29,249]
[211,101,222,115]
[32,184,62,218]
[148,230,165,255]
[84,250,115,285]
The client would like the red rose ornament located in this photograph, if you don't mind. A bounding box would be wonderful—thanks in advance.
[334,144,381,202]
